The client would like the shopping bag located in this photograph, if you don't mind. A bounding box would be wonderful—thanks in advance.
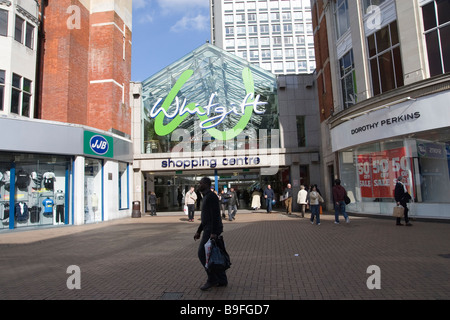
[204,239,212,269]
[319,205,323,215]
[207,236,231,272]
[392,206,404,218]
[183,205,188,215]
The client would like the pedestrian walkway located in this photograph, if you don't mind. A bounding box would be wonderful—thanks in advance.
[0,210,449,301]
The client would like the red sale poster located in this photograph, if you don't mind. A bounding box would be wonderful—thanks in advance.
[357,147,413,198]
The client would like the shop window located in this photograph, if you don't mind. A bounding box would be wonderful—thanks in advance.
[119,162,129,210]
[1,154,70,230]
[422,0,450,76]
[296,116,306,147]
[0,70,5,111]
[367,21,404,96]
[339,49,357,109]
[0,9,8,37]
[84,158,102,223]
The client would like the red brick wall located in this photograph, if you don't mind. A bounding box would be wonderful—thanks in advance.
[312,0,334,123]
[39,1,132,136]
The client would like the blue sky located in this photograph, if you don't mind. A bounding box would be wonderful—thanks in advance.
[131,0,211,82]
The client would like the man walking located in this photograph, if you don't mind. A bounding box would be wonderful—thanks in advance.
[226,187,239,221]
[283,183,293,215]
[394,176,412,226]
[194,177,227,290]
[332,179,350,224]
[263,185,274,213]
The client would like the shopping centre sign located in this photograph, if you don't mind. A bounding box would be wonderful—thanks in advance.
[149,67,267,141]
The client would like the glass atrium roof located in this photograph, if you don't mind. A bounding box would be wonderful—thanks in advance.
[141,43,278,153]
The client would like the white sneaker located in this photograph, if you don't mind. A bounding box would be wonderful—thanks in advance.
[346,217,350,223]
[334,221,339,224]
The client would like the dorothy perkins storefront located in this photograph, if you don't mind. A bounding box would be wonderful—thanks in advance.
[132,43,321,212]
[330,88,450,220]
[0,117,133,230]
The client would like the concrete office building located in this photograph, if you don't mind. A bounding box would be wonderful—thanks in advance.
[311,0,450,219]
[211,0,316,75]
[0,0,133,230]
[131,43,320,213]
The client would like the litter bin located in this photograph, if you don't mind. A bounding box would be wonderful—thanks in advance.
[132,201,141,218]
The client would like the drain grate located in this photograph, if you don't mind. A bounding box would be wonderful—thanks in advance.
[160,292,183,300]
[438,254,450,259]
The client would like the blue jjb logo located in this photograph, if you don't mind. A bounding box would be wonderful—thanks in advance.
[90,135,109,155]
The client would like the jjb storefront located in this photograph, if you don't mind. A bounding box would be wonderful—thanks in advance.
[0,117,133,230]
[330,89,450,220]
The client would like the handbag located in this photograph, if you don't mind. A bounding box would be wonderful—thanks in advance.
[207,236,231,272]
[344,195,351,205]
[393,206,404,218]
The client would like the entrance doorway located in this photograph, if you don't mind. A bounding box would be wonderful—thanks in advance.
[143,168,289,212]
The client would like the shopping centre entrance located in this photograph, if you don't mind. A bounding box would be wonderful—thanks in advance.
[143,167,291,213]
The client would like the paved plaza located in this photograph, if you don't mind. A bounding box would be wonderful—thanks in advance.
[0,210,449,302]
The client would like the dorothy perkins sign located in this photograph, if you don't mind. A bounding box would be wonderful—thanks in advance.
[149,67,268,141]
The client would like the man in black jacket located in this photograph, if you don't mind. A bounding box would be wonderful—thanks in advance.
[394,176,412,226]
[194,177,227,290]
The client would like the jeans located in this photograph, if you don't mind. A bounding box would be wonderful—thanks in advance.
[266,198,273,212]
[334,201,348,222]
[228,205,237,220]
[310,205,320,224]
[187,204,195,220]
[198,231,228,285]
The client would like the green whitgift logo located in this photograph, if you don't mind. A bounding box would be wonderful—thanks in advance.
[84,131,114,158]
[149,67,267,141]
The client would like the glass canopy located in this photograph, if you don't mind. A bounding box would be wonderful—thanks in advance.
[141,43,278,154]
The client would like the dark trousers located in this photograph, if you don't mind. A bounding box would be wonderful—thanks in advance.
[150,204,156,216]
[198,231,228,285]
[187,204,195,220]
[56,205,64,223]
[396,201,409,224]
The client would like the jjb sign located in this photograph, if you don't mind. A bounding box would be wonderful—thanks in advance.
[84,131,114,158]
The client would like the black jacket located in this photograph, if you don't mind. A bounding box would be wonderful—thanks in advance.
[197,190,223,235]
[394,182,411,203]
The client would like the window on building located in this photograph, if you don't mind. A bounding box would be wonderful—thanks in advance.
[271,12,280,21]
[250,50,259,60]
[259,13,268,21]
[262,49,271,59]
[25,22,34,49]
[260,37,270,46]
[272,24,281,33]
[282,12,292,21]
[226,26,234,36]
[248,13,257,22]
[0,9,8,37]
[296,116,306,147]
[10,73,32,117]
[0,70,5,111]
[285,48,294,58]
[362,0,386,13]
[249,38,258,47]
[283,24,293,33]
[14,15,24,43]
[422,0,450,76]
[260,24,269,33]
[272,36,282,46]
[339,50,357,109]
[367,21,404,96]
[335,0,350,39]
